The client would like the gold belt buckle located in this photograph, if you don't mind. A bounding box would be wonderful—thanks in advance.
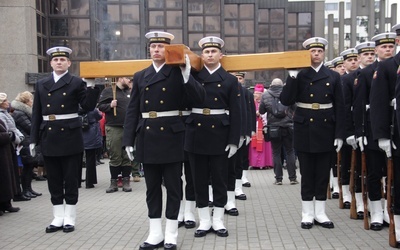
[148,111,157,118]
[311,103,320,110]
[48,114,56,121]
[203,108,211,115]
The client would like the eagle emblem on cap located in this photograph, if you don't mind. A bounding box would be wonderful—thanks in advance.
[210,38,213,42]
[373,71,378,79]
[155,32,158,37]
[56,48,60,52]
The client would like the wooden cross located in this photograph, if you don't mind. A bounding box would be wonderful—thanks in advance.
[79,45,310,78]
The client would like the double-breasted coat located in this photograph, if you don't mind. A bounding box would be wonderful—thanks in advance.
[31,73,99,157]
[184,67,241,155]
[280,65,345,153]
[122,64,205,164]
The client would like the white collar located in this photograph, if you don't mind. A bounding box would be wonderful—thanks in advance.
[204,63,221,74]
[312,62,323,72]
[152,62,165,73]
[53,70,68,83]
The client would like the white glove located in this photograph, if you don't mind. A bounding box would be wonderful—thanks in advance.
[334,138,343,153]
[83,78,95,88]
[346,135,357,150]
[125,146,134,161]
[29,143,36,157]
[238,136,244,148]
[356,136,368,152]
[288,70,299,79]
[378,138,397,158]
[180,54,191,83]
[391,98,396,110]
[251,131,256,136]
[245,136,251,145]
[225,144,238,158]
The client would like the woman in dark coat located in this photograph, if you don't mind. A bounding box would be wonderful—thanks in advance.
[0,108,20,214]
[11,91,42,198]
[81,108,103,188]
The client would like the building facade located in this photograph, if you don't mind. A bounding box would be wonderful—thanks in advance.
[0,0,326,99]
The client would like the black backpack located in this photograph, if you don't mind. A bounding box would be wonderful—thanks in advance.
[268,90,287,118]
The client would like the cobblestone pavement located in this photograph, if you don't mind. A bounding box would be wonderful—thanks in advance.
[0,160,390,249]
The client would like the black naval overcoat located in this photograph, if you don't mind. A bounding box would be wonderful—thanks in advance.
[30,73,99,156]
[184,67,241,155]
[371,52,400,157]
[280,66,345,153]
[122,64,205,164]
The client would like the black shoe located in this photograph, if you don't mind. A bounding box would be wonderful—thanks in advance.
[4,206,20,212]
[343,201,351,209]
[314,219,334,228]
[208,201,213,207]
[383,220,390,227]
[23,190,36,198]
[98,160,105,164]
[194,228,212,237]
[35,176,47,181]
[331,192,339,199]
[63,224,75,233]
[86,184,95,189]
[242,182,251,187]
[214,228,229,237]
[164,243,177,250]
[0,210,3,216]
[30,189,42,196]
[139,241,164,250]
[235,194,247,200]
[357,211,364,220]
[45,225,63,233]
[301,222,313,229]
[178,221,185,228]
[225,208,239,216]
[184,220,196,228]
[13,195,30,202]
[370,222,383,231]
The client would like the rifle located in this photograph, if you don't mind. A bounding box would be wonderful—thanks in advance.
[361,101,369,229]
[349,149,358,219]
[337,151,344,209]
[387,109,396,247]
[111,79,117,116]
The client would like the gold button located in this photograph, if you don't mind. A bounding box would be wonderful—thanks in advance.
[145,87,149,91]
[48,127,52,130]
[214,98,218,101]
[324,119,327,122]
[326,83,330,86]
[310,83,313,85]
[48,93,51,96]
[325,94,328,97]
[63,92,66,96]
[61,105,64,108]
[197,123,201,127]
[47,104,50,107]
[162,88,166,91]
[310,94,314,97]
[211,125,215,128]
[217,84,221,87]
[310,118,313,122]
[146,126,150,130]
[160,100,164,104]
[145,100,149,104]
[160,127,164,131]
[202,83,204,86]
[61,128,64,131]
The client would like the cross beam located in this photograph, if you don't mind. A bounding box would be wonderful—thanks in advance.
[79,45,310,78]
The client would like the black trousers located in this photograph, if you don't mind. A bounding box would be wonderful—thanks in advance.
[365,147,387,201]
[143,162,182,219]
[241,144,250,171]
[188,153,228,208]
[85,148,98,186]
[227,153,237,191]
[235,145,244,179]
[44,154,81,205]
[298,151,332,201]
[182,160,195,201]
[340,144,352,185]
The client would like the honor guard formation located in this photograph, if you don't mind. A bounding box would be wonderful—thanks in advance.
[1,23,400,250]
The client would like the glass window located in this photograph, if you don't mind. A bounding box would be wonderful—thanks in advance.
[240,37,254,52]
[106,4,120,21]
[188,0,203,14]
[50,0,69,15]
[270,9,284,23]
[325,3,338,11]
[258,9,269,22]
[204,0,220,14]
[225,20,238,35]
[239,4,254,19]
[205,16,220,32]
[69,19,90,37]
[166,11,182,26]
[288,27,297,40]
[288,13,297,26]
[166,0,182,8]
[149,11,164,26]
[271,39,284,51]
[121,5,139,21]
[299,27,312,40]
[258,24,269,38]
[189,33,204,49]
[71,40,91,58]
[258,40,269,53]
[270,24,284,39]
[167,29,183,43]
[225,5,238,18]
[122,24,140,41]
[37,37,42,55]
[50,19,69,36]
[299,13,311,25]
[70,0,90,15]
[189,16,203,31]
[225,37,238,52]
[148,0,164,8]
[240,20,254,35]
